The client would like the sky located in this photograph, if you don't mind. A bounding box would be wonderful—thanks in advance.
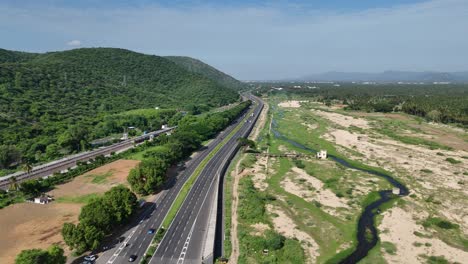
[0,0,467,80]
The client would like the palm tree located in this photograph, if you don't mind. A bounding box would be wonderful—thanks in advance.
[8,176,18,191]
[22,160,33,174]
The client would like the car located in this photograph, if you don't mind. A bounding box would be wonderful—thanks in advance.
[148,228,155,234]
[128,255,137,262]
[84,255,97,261]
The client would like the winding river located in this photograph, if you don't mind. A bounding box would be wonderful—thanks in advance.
[271,117,409,263]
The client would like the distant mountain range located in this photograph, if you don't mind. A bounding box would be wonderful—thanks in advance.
[298,71,468,83]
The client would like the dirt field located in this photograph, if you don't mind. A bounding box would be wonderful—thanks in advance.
[0,159,139,263]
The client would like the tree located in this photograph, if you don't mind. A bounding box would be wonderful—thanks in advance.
[426,110,442,122]
[9,176,19,191]
[20,179,42,197]
[15,245,66,264]
[45,144,60,159]
[0,145,21,169]
[22,160,33,174]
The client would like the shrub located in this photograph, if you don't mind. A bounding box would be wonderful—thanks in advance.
[445,158,461,164]
[423,217,459,230]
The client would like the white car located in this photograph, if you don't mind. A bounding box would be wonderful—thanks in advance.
[84,255,97,261]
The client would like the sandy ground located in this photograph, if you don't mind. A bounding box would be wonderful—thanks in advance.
[278,100,306,108]
[349,112,468,152]
[249,101,269,141]
[251,156,269,191]
[250,223,271,236]
[313,109,370,129]
[0,203,81,264]
[0,159,139,263]
[280,167,349,216]
[379,207,468,264]
[267,204,319,263]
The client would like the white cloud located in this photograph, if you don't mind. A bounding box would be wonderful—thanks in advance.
[66,40,81,46]
[0,0,467,79]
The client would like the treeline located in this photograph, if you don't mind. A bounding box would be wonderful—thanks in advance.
[15,245,66,264]
[62,186,137,253]
[263,83,468,126]
[0,47,239,172]
[128,100,252,194]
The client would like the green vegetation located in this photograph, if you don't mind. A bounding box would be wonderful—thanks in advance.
[420,169,433,174]
[258,83,468,126]
[423,217,459,230]
[0,153,123,208]
[425,255,449,264]
[165,56,246,91]
[15,245,66,264]
[381,241,397,255]
[128,101,252,196]
[237,176,305,264]
[445,157,462,164]
[85,171,114,184]
[61,185,137,254]
[55,193,102,204]
[161,103,252,228]
[0,47,240,174]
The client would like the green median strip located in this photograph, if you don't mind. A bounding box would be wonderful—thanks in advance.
[141,107,255,263]
[161,107,255,228]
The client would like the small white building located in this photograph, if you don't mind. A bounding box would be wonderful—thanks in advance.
[34,194,53,205]
[392,188,401,195]
[316,150,327,159]
[161,124,168,129]
[121,132,128,141]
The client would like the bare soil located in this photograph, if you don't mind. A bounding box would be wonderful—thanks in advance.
[0,159,139,263]
[267,204,319,263]
[380,207,468,264]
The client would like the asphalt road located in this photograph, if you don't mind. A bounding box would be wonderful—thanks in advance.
[96,106,251,264]
[0,127,176,189]
[149,96,263,264]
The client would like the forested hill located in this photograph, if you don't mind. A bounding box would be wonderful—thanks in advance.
[166,56,246,90]
[0,48,239,168]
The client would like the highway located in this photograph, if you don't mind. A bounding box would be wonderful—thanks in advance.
[149,96,263,264]
[0,127,175,190]
[96,104,253,264]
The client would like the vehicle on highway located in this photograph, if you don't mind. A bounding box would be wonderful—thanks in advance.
[84,255,97,261]
[128,254,137,262]
[148,228,155,234]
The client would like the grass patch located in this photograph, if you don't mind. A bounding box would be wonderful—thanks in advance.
[56,193,102,204]
[85,171,114,184]
[381,241,397,255]
[423,217,459,230]
[420,169,433,174]
[445,158,462,164]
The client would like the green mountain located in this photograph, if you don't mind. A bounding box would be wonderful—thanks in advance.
[0,48,239,167]
[166,56,246,90]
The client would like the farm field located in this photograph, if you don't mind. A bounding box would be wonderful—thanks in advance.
[0,159,139,263]
[228,95,468,264]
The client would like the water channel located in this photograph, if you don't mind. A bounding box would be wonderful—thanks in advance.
[271,116,409,263]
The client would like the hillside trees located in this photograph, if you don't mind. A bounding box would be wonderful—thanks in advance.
[0,47,239,171]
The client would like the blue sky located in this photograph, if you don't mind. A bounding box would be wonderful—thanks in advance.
[1,0,467,80]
